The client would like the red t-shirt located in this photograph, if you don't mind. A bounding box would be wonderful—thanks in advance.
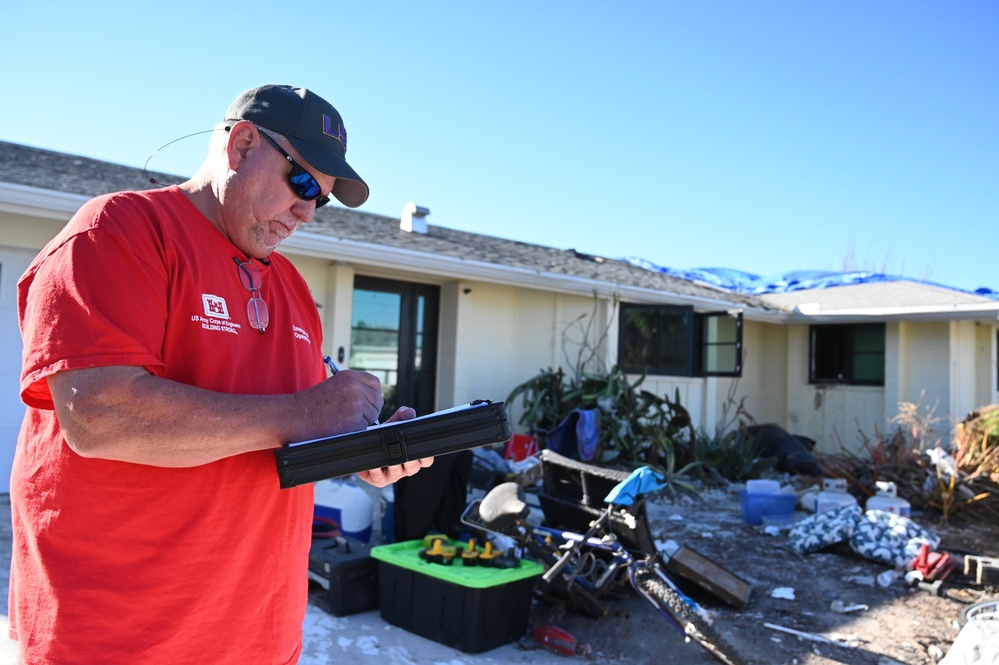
[11,186,323,664]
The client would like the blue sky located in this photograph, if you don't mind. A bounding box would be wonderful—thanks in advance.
[2,2,996,293]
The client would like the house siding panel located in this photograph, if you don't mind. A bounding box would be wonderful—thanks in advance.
[900,321,951,421]
[974,323,999,408]
[740,321,787,427]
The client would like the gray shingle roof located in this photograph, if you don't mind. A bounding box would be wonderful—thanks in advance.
[0,139,765,309]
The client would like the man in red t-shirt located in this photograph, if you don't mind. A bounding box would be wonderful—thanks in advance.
[10,84,433,665]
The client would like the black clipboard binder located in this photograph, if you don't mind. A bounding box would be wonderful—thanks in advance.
[274,400,510,488]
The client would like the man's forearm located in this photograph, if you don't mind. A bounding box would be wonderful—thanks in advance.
[46,365,382,468]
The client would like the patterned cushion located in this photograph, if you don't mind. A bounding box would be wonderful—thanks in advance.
[787,504,863,554]
[849,510,940,567]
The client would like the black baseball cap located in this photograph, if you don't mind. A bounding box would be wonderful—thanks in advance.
[224,84,369,208]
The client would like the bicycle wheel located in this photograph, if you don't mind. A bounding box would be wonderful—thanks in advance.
[958,598,999,627]
[632,565,748,665]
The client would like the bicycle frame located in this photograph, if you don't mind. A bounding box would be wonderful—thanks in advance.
[462,493,693,632]
[531,507,634,592]
[461,477,747,665]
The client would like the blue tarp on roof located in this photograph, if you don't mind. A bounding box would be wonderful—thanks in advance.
[624,258,999,300]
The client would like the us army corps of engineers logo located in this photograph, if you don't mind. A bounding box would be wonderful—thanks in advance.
[193,294,242,335]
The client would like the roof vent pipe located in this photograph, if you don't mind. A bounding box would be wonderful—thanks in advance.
[401,202,430,234]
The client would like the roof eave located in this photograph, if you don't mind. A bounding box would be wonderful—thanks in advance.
[786,304,999,324]
[0,182,87,220]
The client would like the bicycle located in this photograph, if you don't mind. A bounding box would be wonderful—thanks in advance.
[958,597,999,627]
[461,467,748,665]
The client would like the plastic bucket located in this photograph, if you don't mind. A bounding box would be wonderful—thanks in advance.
[740,490,797,526]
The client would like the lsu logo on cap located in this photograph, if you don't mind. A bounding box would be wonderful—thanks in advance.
[322,114,347,149]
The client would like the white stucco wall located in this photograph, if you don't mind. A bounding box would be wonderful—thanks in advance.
[950,320,979,422]
[462,286,612,430]
[779,319,996,455]
[898,321,950,412]
[446,280,520,406]
[0,211,67,252]
[975,322,999,409]
[738,320,788,429]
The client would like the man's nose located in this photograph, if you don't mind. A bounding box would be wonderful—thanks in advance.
[291,199,316,223]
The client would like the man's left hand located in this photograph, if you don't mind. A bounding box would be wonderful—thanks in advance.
[356,406,434,487]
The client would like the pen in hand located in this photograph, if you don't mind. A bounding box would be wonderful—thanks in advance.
[324,356,380,425]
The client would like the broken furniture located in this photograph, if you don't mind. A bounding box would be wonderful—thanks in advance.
[536,449,656,553]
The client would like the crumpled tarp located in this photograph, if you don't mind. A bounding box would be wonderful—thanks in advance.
[544,408,601,461]
[604,466,667,506]
[623,259,999,300]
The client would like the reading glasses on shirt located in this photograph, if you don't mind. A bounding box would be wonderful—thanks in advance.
[233,257,269,334]
[256,130,332,209]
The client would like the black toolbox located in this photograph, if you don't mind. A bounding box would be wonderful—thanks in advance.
[308,535,379,616]
[371,539,544,653]
[537,449,656,554]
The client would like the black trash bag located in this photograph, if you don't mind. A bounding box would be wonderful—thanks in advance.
[393,449,473,542]
[746,423,824,476]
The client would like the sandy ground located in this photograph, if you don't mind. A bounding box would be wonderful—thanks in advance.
[0,484,996,664]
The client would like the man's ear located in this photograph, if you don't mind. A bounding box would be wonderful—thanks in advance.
[225,121,257,170]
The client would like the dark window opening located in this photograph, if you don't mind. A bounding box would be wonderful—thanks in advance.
[618,304,742,377]
[810,323,885,386]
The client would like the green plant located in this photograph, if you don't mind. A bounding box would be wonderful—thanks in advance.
[506,292,704,468]
[684,380,771,482]
[695,428,774,482]
[506,364,696,467]
[505,366,568,435]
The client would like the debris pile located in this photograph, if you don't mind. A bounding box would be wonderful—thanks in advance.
[822,404,999,527]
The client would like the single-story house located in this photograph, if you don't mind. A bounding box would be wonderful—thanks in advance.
[1,140,997,491]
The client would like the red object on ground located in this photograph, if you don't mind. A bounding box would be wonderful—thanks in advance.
[532,625,577,656]
[505,433,539,461]
[912,543,955,581]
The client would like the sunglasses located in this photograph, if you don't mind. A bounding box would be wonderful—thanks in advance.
[257,130,331,209]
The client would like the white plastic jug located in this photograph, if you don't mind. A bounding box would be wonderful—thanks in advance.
[812,478,858,513]
[313,478,375,542]
[866,481,911,517]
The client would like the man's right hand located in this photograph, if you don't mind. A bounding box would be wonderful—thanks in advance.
[294,369,384,437]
